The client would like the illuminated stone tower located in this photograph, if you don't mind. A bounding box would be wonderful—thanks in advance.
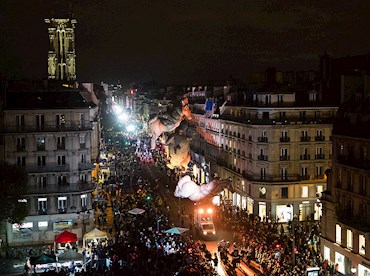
[45,18,77,81]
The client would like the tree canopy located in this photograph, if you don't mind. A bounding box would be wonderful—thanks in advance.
[0,163,29,224]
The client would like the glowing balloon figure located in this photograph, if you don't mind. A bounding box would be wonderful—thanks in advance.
[174,175,233,202]
[148,97,194,149]
[166,121,194,173]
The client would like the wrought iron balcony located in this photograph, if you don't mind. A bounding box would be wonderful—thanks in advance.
[280,137,290,142]
[315,154,325,159]
[300,154,310,160]
[280,155,290,161]
[258,137,268,142]
[257,155,268,161]
[3,122,93,133]
[25,163,70,173]
[300,136,310,142]
[315,136,325,141]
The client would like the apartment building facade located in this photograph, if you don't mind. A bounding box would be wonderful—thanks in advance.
[320,94,370,275]
[2,89,96,246]
[191,88,337,222]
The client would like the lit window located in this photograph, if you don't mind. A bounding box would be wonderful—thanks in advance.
[38,221,48,229]
[58,197,67,210]
[359,234,366,255]
[301,186,309,198]
[81,194,87,207]
[316,185,323,197]
[336,224,342,244]
[347,229,353,249]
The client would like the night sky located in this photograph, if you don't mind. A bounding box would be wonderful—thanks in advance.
[1,0,370,84]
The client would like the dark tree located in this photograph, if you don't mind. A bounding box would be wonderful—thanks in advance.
[0,163,29,224]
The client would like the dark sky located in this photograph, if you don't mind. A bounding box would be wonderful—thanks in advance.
[1,0,370,84]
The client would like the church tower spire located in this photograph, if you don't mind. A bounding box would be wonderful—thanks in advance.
[45,18,77,81]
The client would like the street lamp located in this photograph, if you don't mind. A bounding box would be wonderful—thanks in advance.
[351,267,357,275]
[77,209,91,236]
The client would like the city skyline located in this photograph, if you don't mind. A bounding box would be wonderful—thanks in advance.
[1,0,370,84]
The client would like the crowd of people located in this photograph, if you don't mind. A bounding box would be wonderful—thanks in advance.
[215,206,336,276]
[71,137,218,275]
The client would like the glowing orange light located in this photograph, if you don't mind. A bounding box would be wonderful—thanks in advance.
[198,208,204,214]
[207,208,213,214]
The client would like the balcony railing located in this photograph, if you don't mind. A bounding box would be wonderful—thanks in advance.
[258,137,268,142]
[300,136,311,142]
[3,122,93,133]
[280,137,291,142]
[79,162,93,171]
[57,144,66,150]
[242,171,301,182]
[315,154,325,159]
[257,155,268,161]
[300,175,310,180]
[315,136,325,141]
[280,155,290,161]
[337,155,370,170]
[27,182,95,195]
[58,208,67,214]
[38,209,48,215]
[25,163,70,173]
[300,154,310,160]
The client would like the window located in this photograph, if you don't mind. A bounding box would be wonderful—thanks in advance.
[37,156,46,166]
[38,198,47,212]
[37,176,47,188]
[278,94,283,103]
[16,137,26,151]
[316,166,323,177]
[359,234,366,255]
[37,136,46,151]
[336,224,342,244]
[260,168,266,180]
[281,187,288,198]
[347,229,353,249]
[79,113,85,128]
[57,136,66,150]
[316,186,323,197]
[301,167,308,180]
[241,180,245,192]
[361,175,366,195]
[281,168,288,180]
[302,186,309,198]
[80,135,86,149]
[58,197,67,210]
[56,114,66,128]
[81,154,86,163]
[35,114,45,130]
[17,156,26,166]
[57,176,67,186]
[81,194,87,207]
[57,155,66,165]
[280,148,288,160]
[38,221,48,230]
[16,114,25,130]
[300,111,306,121]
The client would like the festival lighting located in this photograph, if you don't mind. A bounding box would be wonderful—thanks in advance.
[118,112,129,122]
[198,208,204,214]
[126,124,136,132]
[206,208,213,214]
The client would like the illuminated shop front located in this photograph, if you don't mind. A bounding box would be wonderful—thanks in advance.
[259,202,266,219]
[276,204,293,222]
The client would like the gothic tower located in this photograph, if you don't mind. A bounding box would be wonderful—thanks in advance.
[45,18,77,81]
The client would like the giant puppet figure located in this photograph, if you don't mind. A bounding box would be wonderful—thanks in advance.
[165,121,195,173]
[174,175,233,202]
[148,97,194,149]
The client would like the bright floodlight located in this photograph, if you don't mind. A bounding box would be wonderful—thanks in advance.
[114,105,123,115]
[118,113,128,122]
[126,124,136,132]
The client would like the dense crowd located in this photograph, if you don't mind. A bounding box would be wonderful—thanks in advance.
[73,137,218,275]
[217,206,336,276]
